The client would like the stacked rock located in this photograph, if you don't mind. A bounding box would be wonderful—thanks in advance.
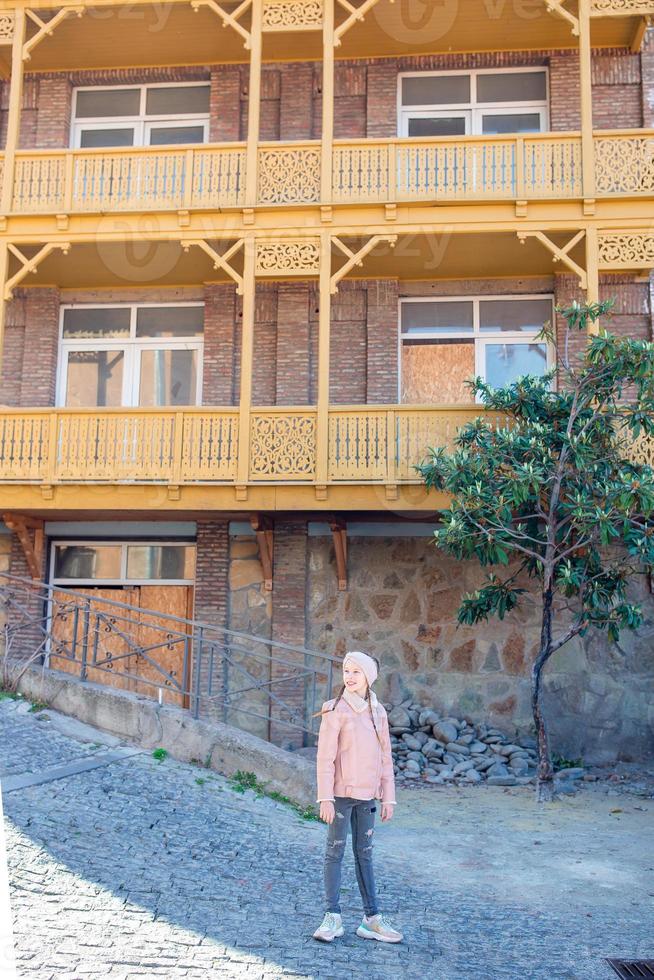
[386,700,538,786]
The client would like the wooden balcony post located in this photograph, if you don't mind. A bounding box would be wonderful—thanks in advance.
[586,225,600,333]
[1,8,26,215]
[315,231,332,489]
[245,0,263,208]
[579,0,596,210]
[236,236,256,488]
[321,0,335,204]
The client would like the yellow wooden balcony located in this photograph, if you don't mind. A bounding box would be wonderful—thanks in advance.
[5,130,654,217]
[0,404,487,484]
[0,405,651,512]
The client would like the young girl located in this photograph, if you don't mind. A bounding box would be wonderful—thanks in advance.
[312,650,403,944]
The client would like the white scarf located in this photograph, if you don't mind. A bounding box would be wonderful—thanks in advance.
[342,687,379,714]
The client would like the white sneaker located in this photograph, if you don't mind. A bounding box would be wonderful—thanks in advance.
[356,912,403,943]
[313,911,344,942]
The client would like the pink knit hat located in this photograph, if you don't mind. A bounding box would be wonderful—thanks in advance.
[343,650,378,687]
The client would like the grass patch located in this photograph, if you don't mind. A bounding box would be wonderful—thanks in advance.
[152,747,169,762]
[553,752,584,770]
[228,769,319,821]
[28,700,49,713]
[0,687,23,701]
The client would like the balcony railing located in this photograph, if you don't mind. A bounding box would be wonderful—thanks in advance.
[1,406,651,487]
[5,130,654,215]
[0,405,497,486]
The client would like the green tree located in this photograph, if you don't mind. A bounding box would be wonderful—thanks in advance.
[417,300,654,802]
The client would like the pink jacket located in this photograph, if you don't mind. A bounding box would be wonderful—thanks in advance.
[316,688,397,805]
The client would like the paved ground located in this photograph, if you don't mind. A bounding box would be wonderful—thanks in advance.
[1,695,653,980]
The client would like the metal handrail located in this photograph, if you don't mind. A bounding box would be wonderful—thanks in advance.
[0,572,341,743]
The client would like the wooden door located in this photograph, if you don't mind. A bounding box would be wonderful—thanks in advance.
[48,585,193,707]
[49,587,140,692]
[134,585,193,709]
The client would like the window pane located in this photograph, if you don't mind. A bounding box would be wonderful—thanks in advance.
[126,545,195,580]
[481,113,542,135]
[136,307,204,338]
[485,343,548,387]
[402,340,475,404]
[79,128,135,148]
[139,349,197,406]
[402,301,474,335]
[145,84,210,116]
[477,71,546,103]
[65,350,124,407]
[148,125,205,145]
[75,88,140,118]
[63,308,131,339]
[407,116,467,137]
[53,544,122,580]
[480,299,552,333]
[402,74,470,106]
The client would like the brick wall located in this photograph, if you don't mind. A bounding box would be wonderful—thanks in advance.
[276,283,312,404]
[192,520,229,723]
[641,27,654,128]
[5,532,47,660]
[0,293,26,407]
[203,284,237,405]
[555,273,651,371]
[5,48,643,150]
[19,289,60,407]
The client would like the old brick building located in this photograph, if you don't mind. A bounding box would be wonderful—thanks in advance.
[0,1,653,760]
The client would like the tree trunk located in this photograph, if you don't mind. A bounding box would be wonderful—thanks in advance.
[533,585,555,803]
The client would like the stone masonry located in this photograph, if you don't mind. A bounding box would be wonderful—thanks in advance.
[306,534,654,764]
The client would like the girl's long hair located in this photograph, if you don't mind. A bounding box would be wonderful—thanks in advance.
[312,654,382,747]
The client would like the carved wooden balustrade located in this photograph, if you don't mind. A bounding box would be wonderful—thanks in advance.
[0,406,494,487]
[0,406,650,487]
[6,130,654,215]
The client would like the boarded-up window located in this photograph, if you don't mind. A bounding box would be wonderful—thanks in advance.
[400,296,553,404]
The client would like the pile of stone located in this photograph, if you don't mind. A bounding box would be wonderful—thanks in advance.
[386,700,539,786]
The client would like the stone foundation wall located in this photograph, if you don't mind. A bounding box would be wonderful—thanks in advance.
[306,534,654,764]
[225,533,272,742]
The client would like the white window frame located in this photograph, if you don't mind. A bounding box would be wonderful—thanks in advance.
[398,293,555,403]
[56,302,204,408]
[71,81,210,149]
[49,539,197,587]
[397,67,550,138]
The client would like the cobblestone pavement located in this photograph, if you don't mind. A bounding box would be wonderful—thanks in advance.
[2,697,653,980]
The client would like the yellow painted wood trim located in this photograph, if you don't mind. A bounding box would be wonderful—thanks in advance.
[236,236,256,485]
[245,0,263,209]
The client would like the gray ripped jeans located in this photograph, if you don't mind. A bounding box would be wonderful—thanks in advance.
[324,796,379,917]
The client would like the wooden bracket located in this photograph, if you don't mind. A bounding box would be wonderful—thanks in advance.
[250,514,274,591]
[24,7,86,61]
[182,239,245,294]
[190,0,252,48]
[334,0,393,45]
[3,512,44,581]
[517,230,587,290]
[5,242,70,300]
[331,234,397,294]
[329,518,347,591]
[631,16,651,53]
[544,0,579,35]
